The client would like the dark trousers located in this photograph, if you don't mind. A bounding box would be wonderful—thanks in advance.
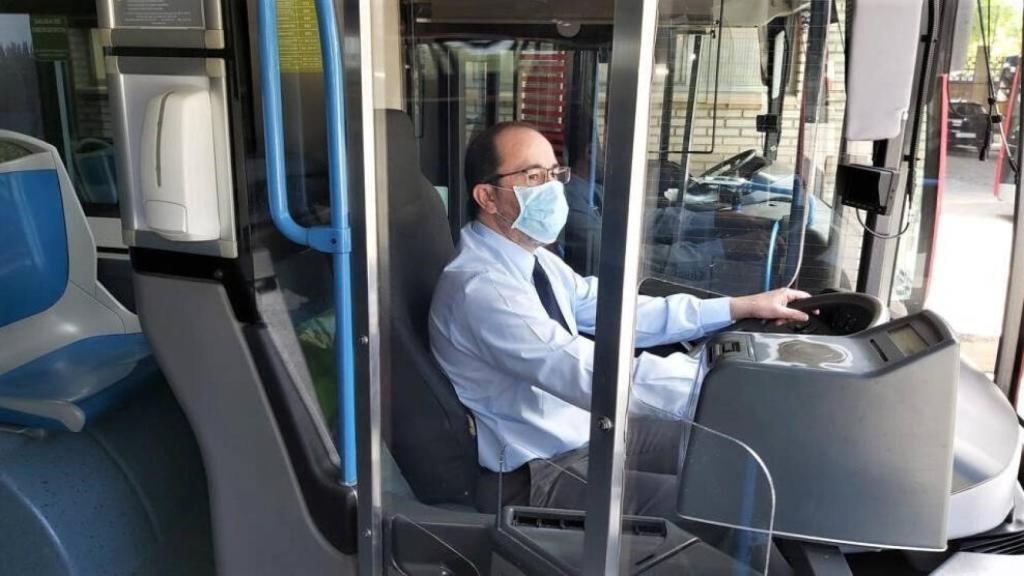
[528,417,683,518]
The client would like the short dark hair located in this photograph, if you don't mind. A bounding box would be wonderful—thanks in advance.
[464,121,536,218]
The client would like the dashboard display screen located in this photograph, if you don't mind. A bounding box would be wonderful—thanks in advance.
[890,325,927,356]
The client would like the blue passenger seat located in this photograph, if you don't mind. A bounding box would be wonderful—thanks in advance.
[0,130,157,431]
[0,133,213,576]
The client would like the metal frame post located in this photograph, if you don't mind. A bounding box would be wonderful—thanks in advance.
[354,0,385,570]
[657,27,677,164]
[582,0,660,573]
[994,7,1024,403]
[678,35,703,195]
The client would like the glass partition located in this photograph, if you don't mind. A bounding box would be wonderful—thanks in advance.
[491,418,774,575]
[369,1,795,574]
[636,416,775,576]
[378,2,614,572]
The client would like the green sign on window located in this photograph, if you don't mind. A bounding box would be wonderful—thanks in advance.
[30,15,69,62]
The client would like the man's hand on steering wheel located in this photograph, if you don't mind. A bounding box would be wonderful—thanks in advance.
[730,288,812,324]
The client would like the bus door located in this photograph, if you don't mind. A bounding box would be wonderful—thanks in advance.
[887,0,1024,416]
[101,0,366,572]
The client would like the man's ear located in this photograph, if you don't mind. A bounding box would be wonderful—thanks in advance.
[472,183,497,215]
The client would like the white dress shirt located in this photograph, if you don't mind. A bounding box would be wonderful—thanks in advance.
[429,221,733,471]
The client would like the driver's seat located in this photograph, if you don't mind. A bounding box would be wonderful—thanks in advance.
[382,110,480,506]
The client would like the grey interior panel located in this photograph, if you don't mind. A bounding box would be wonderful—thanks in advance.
[691,311,959,550]
[133,272,355,575]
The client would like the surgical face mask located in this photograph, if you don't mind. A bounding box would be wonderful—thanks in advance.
[495,179,569,245]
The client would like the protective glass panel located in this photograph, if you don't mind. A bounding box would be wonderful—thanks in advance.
[378,2,617,573]
[620,414,774,576]
[490,419,774,575]
[641,0,854,297]
[389,514,482,576]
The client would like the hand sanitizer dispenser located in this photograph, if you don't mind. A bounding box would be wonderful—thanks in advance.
[140,88,220,241]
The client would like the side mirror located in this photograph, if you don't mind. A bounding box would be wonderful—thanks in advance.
[845,0,925,141]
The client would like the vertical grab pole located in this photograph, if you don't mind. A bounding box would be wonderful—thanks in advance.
[258,0,308,246]
[258,0,358,484]
[316,0,359,487]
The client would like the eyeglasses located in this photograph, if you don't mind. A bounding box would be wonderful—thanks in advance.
[488,165,571,187]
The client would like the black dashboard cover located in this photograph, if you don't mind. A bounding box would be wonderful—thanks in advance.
[685,310,958,550]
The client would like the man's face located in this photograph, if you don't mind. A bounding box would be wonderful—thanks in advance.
[488,127,559,223]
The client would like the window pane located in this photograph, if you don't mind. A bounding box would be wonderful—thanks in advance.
[247,0,341,451]
[0,13,121,216]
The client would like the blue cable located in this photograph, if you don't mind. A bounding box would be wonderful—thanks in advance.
[258,0,358,484]
[764,219,780,292]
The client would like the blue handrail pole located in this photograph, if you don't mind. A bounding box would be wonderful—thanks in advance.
[257,0,358,484]
[257,0,310,247]
[313,0,359,486]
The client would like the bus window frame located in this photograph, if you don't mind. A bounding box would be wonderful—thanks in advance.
[354,0,386,573]
[995,65,1024,410]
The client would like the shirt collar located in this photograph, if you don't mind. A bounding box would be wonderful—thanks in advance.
[470,220,537,281]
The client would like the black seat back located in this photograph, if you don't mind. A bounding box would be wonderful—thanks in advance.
[383,110,479,505]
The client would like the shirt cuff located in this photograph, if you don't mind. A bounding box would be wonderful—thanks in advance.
[699,296,734,332]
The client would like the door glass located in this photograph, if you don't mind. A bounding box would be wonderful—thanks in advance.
[893,15,1021,377]
[247,0,340,460]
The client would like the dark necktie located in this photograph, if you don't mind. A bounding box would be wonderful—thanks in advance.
[532,258,571,333]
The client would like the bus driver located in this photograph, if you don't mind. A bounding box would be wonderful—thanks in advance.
[430,122,811,516]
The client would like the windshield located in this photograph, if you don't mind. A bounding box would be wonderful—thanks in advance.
[619,1,854,297]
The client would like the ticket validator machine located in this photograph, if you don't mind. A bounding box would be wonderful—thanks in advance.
[687,309,1022,551]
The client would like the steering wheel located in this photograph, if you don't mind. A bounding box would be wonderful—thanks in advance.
[661,292,885,358]
[726,292,886,337]
[700,149,760,179]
